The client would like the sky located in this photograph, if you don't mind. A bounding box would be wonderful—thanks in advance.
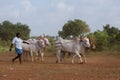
[0,0,120,36]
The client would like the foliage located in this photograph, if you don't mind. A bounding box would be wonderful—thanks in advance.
[45,36,56,52]
[92,24,120,51]
[93,30,109,50]
[0,20,31,41]
[0,46,9,53]
[0,20,31,53]
[0,20,120,53]
[58,19,90,38]
[103,24,120,45]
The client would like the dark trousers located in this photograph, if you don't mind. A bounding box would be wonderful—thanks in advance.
[12,54,22,64]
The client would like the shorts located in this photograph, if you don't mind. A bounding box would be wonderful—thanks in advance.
[15,48,23,54]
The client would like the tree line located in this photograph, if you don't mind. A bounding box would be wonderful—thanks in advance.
[0,20,31,41]
[0,20,120,51]
[92,24,120,51]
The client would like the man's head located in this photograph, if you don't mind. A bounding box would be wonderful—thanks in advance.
[16,32,20,38]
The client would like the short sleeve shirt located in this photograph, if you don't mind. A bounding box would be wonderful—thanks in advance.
[12,37,23,49]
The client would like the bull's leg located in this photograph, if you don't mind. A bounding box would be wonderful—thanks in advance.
[83,55,86,63]
[30,51,34,62]
[22,51,25,61]
[27,52,31,61]
[56,50,61,63]
[35,52,39,60]
[23,51,30,61]
[38,49,44,61]
[72,54,77,64]
[76,52,83,64]
[81,53,86,63]
[68,52,71,57]
[40,52,44,61]
[60,51,66,62]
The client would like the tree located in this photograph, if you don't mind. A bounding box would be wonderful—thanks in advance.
[103,24,120,44]
[58,19,90,38]
[0,20,31,41]
[15,22,31,39]
[0,21,15,40]
[92,24,120,51]
[93,30,109,50]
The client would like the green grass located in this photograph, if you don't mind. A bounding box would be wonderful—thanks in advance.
[0,44,120,56]
[0,46,9,53]
[88,50,120,56]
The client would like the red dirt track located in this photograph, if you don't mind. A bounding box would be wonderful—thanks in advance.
[0,52,120,80]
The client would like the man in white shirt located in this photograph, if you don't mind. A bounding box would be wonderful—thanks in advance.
[9,32,28,64]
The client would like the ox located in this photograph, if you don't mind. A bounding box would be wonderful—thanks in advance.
[22,39,45,62]
[55,37,93,64]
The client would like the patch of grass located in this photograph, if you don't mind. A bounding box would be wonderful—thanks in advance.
[0,46,9,53]
[88,50,120,56]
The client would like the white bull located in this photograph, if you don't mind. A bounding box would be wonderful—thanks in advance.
[55,37,91,64]
[22,39,45,62]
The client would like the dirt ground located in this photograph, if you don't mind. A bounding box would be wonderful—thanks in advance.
[0,52,120,80]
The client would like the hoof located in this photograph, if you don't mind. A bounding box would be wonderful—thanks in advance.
[79,62,84,64]
[72,60,74,64]
[56,60,58,63]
